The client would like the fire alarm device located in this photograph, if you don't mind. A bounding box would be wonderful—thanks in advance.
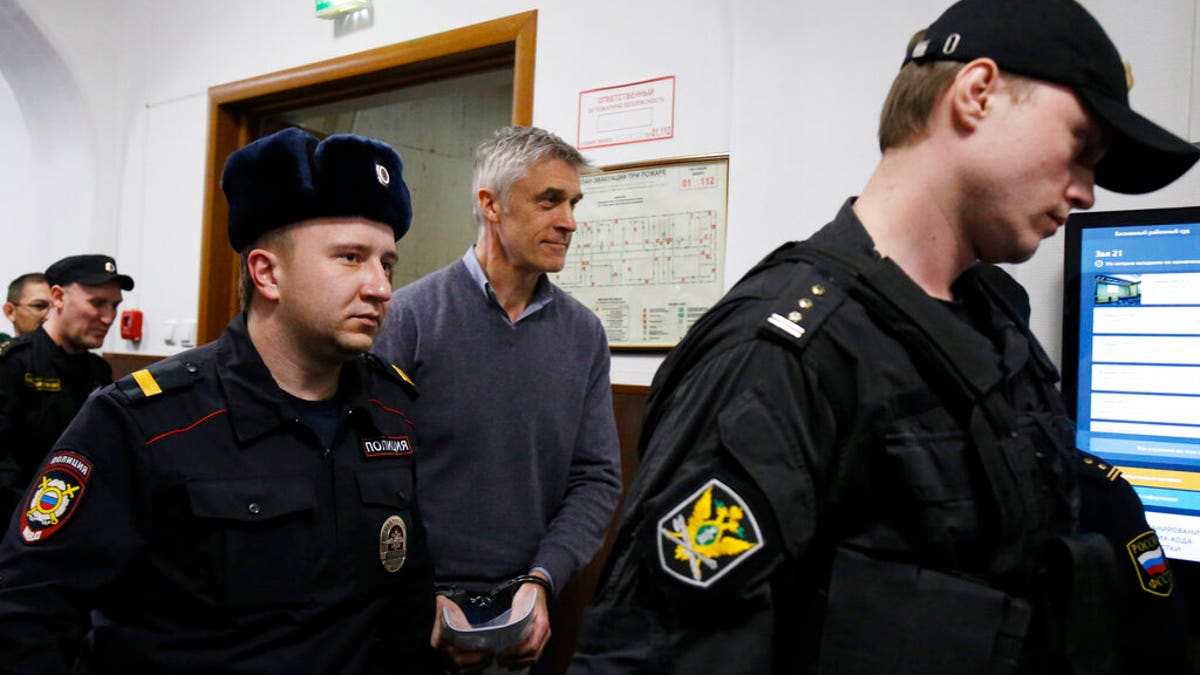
[120,310,143,342]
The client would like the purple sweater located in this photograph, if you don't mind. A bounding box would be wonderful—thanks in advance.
[374,255,621,590]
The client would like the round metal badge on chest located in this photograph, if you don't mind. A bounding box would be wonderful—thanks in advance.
[379,515,408,573]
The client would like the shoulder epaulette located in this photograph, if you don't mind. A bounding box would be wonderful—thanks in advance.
[362,353,418,398]
[115,359,202,404]
[0,335,32,360]
[1077,451,1123,487]
[757,264,848,354]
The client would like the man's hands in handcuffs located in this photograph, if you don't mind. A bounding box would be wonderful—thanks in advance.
[430,572,552,673]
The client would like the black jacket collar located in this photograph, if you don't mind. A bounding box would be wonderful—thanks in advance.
[214,314,382,445]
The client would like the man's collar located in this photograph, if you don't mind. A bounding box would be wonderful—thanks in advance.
[216,314,380,444]
[31,324,87,363]
[460,246,556,323]
[461,245,491,295]
[215,314,291,443]
[815,198,879,256]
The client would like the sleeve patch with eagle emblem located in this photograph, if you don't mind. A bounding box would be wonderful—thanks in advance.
[656,478,764,588]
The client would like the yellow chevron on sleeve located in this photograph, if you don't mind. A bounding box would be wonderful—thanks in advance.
[131,369,163,397]
[391,364,415,387]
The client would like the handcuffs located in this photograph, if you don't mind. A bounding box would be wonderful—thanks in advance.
[436,574,554,614]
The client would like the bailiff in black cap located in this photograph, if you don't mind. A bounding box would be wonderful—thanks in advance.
[221,127,413,252]
[45,254,134,291]
[904,0,1200,194]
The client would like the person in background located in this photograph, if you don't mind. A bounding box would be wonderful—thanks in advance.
[0,257,131,519]
[573,0,1199,672]
[375,125,621,673]
[0,128,437,674]
[1,273,51,344]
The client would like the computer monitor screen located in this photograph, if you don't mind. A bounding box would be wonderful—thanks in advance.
[1063,207,1200,562]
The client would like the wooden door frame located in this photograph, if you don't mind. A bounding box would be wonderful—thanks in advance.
[196,11,536,343]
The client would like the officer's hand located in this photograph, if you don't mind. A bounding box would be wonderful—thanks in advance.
[495,575,551,671]
[431,595,492,673]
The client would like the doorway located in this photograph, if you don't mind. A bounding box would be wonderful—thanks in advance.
[196,11,536,343]
[263,67,512,289]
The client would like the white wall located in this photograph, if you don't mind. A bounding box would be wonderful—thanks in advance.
[0,0,120,286]
[728,0,1200,381]
[534,0,734,384]
[7,0,1199,385]
[0,71,36,287]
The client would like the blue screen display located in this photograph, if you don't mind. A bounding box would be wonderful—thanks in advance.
[1071,216,1200,561]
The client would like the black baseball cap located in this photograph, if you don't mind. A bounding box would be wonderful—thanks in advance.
[45,255,135,291]
[221,128,413,252]
[904,0,1199,194]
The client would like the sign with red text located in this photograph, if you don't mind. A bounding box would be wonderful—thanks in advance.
[578,76,675,150]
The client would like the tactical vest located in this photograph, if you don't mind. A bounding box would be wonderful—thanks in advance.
[641,242,1118,674]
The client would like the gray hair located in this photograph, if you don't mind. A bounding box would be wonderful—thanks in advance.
[472,126,591,228]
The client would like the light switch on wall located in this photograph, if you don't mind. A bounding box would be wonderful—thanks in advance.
[163,320,177,346]
[180,320,196,348]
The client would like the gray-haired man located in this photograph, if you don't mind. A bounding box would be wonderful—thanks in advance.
[376,126,621,672]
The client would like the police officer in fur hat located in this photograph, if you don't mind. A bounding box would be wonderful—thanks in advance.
[0,128,436,674]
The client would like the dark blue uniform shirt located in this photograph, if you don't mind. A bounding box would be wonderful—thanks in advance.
[0,314,435,674]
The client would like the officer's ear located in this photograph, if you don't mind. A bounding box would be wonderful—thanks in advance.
[49,285,67,310]
[948,57,1002,134]
[246,248,284,303]
[2,301,15,322]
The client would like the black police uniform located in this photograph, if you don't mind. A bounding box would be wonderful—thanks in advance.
[0,314,436,674]
[572,201,1189,674]
[0,325,112,520]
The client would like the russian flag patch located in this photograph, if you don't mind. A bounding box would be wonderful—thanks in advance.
[1126,530,1173,597]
